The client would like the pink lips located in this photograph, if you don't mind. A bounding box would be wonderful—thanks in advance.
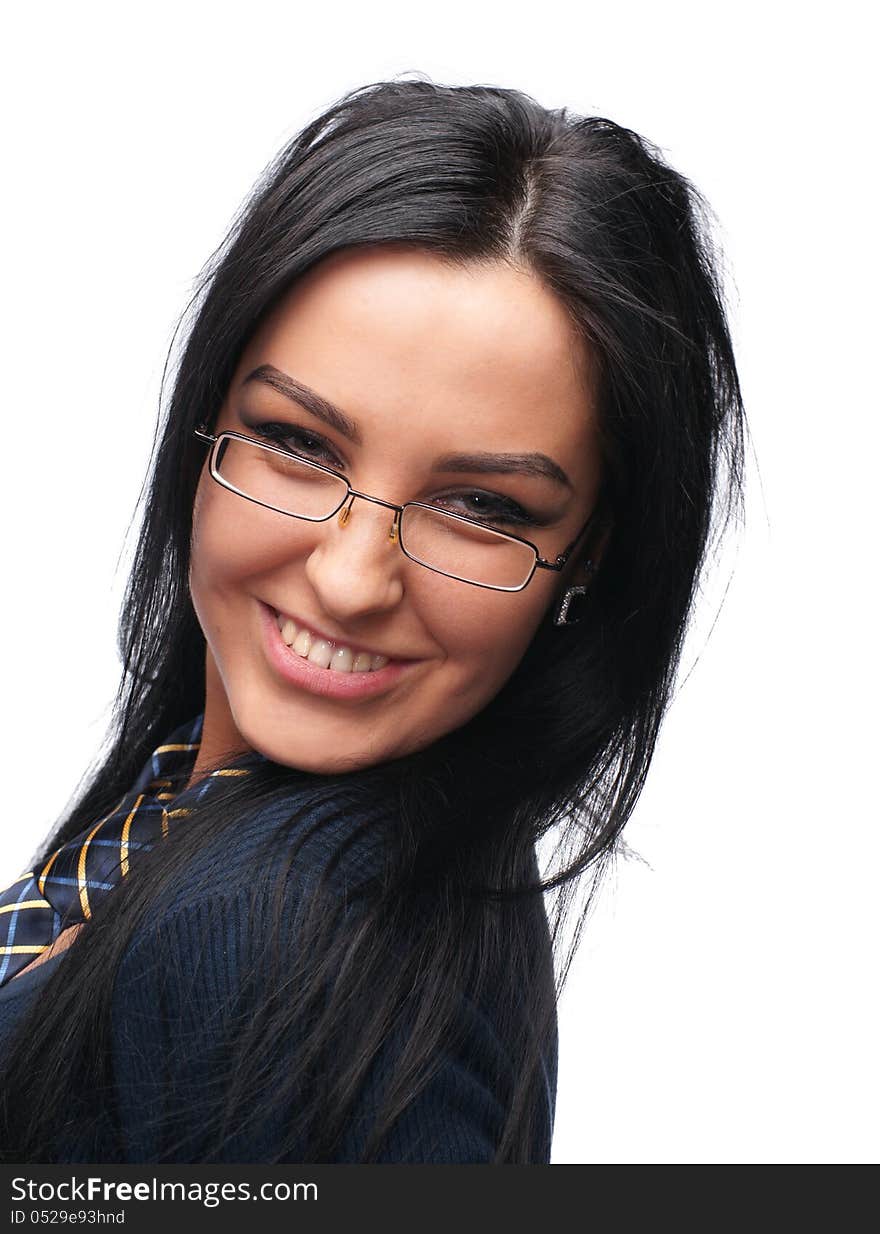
[258,600,417,701]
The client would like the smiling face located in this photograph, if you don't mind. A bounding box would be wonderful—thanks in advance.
[188,246,602,777]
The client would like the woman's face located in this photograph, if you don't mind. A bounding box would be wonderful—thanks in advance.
[189,246,602,774]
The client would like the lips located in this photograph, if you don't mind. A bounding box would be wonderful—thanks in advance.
[258,600,418,701]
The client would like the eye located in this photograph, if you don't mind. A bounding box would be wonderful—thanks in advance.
[242,417,542,529]
[432,490,537,529]
[248,420,343,468]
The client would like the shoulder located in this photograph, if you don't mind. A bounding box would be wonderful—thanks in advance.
[109,817,556,1163]
[113,795,386,1028]
[141,787,389,924]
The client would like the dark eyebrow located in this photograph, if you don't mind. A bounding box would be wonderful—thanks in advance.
[243,364,363,445]
[430,449,571,488]
[242,363,573,489]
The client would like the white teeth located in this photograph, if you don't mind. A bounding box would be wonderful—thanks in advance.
[292,629,312,657]
[274,610,390,673]
[330,646,354,673]
[307,638,333,668]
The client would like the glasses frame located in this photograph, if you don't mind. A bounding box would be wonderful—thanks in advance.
[193,424,598,593]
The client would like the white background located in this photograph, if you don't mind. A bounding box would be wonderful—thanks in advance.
[1,2,876,1164]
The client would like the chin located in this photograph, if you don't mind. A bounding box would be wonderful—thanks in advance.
[238,722,394,776]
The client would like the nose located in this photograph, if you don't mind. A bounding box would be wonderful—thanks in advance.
[303,494,406,620]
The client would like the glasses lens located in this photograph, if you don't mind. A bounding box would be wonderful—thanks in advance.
[214,436,348,519]
[400,505,535,590]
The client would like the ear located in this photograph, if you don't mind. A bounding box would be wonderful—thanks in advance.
[587,513,612,569]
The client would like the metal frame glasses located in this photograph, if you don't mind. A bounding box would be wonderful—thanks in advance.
[194,424,597,593]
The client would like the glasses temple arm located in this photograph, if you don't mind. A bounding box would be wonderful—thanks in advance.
[554,497,605,565]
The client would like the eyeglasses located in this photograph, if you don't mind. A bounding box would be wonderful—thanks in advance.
[193,425,597,592]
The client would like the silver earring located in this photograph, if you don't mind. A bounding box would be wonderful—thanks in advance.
[553,561,595,627]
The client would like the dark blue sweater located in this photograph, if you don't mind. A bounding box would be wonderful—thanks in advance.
[0,794,558,1163]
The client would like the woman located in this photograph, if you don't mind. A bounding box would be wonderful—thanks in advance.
[0,78,744,1163]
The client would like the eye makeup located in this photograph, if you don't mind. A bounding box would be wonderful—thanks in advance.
[238,415,564,532]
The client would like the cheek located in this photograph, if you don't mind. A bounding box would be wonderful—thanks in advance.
[429,583,553,699]
[190,480,310,596]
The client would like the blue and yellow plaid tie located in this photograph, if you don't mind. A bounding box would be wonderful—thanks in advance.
[0,714,259,987]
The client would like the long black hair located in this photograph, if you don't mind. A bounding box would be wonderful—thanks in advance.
[0,77,745,1162]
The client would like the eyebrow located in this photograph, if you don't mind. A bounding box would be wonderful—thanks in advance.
[242,364,573,489]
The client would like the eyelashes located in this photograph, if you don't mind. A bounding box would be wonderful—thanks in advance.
[244,418,543,529]
[253,421,338,464]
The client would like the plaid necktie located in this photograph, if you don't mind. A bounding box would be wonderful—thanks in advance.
[0,714,263,988]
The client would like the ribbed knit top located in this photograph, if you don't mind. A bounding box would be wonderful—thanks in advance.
[0,785,558,1163]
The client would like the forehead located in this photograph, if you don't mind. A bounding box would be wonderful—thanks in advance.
[235,246,598,461]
